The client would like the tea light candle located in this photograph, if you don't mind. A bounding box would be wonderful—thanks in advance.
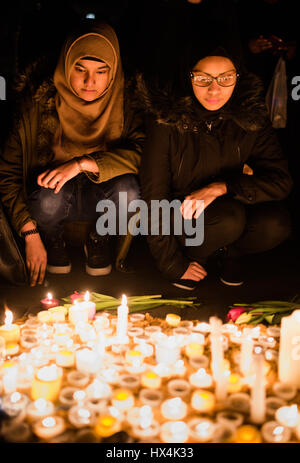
[266,396,287,418]
[48,306,67,323]
[267,326,281,338]
[33,416,66,440]
[161,397,187,420]
[261,421,291,443]
[126,349,144,368]
[212,423,236,443]
[275,404,300,428]
[155,336,180,365]
[185,342,204,359]
[98,367,120,385]
[1,422,32,443]
[21,334,39,350]
[77,323,97,343]
[234,425,261,443]
[86,378,111,399]
[191,390,215,413]
[227,392,250,414]
[139,389,163,408]
[189,368,213,388]
[172,359,186,377]
[84,397,107,416]
[68,404,96,428]
[193,322,211,334]
[37,311,52,323]
[141,371,162,389]
[227,373,242,394]
[75,347,101,374]
[216,411,244,429]
[257,336,276,349]
[134,342,153,358]
[59,387,85,408]
[144,325,162,337]
[189,354,209,370]
[2,391,28,418]
[120,374,140,391]
[31,364,63,401]
[132,408,160,440]
[188,418,216,443]
[24,315,40,328]
[160,421,189,443]
[153,363,171,378]
[1,361,18,393]
[167,379,191,398]
[128,327,144,338]
[56,349,75,368]
[69,300,89,325]
[166,314,181,327]
[250,347,266,424]
[272,382,297,401]
[116,294,129,343]
[94,415,121,438]
[112,389,134,411]
[26,398,55,422]
[222,324,239,335]
[0,308,20,344]
[5,342,19,356]
[67,370,90,388]
[93,314,110,332]
[40,292,59,310]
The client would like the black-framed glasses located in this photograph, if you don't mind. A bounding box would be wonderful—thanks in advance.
[190,71,239,87]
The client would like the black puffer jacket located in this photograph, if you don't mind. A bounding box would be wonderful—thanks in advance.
[138,73,293,281]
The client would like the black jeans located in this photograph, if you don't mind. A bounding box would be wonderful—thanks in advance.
[27,173,140,239]
[180,197,291,263]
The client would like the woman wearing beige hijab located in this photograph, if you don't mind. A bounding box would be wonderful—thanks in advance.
[0,22,143,286]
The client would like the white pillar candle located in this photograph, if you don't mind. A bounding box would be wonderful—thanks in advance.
[275,404,300,428]
[209,317,227,402]
[116,294,129,343]
[75,347,101,374]
[278,310,300,386]
[155,336,180,365]
[240,328,254,376]
[69,300,89,325]
[250,347,266,424]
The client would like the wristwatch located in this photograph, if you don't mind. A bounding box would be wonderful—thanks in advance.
[21,228,39,238]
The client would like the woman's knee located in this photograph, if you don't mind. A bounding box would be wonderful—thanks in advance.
[206,198,246,242]
[27,184,73,222]
[251,204,291,248]
[110,174,141,204]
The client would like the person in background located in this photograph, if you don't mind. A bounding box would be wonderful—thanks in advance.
[0,22,143,286]
[138,42,292,290]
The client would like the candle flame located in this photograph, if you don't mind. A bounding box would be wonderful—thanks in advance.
[4,308,13,326]
[84,291,90,302]
[121,294,127,306]
[47,293,53,301]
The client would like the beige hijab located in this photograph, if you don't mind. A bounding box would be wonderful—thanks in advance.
[53,23,124,158]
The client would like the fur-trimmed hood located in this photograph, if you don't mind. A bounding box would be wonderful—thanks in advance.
[135,71,269,132]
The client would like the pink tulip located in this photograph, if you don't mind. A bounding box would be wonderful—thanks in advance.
[226,306,248,322]
[70,291,85,303]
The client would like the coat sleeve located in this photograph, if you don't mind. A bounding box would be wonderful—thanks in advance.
[140,121,190,281]
[84,104,144,184]
[225,122,293,204]
[0,122,36,235]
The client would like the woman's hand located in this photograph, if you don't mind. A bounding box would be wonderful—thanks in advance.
[25,233,47,286]
[181,261,207,281]
[180,182,227,220]
[249,35,273,54]
[37,159,80,194]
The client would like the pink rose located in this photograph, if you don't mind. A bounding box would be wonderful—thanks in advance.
[226,306,247,322]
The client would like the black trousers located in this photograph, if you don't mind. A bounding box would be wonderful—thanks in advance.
[180,197,291,264]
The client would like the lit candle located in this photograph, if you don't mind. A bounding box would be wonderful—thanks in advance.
[278,310,300,386]
[166,314,181,327]
[69,300,89,325]
[86,379,112,400]
[167,379,191,398]
[227,392,250,414]
[161,397,187,420]
[234,425,261,443]
[189,354,209,370]
[77,323,96,343]
[120,374,140,391]
[185,342,204,359]
[112,389,134,411]
[191,390,215,413]
[227,373,242,394]
[0,308,20,344]
[26,398,55,422]
[56,349,75,368]
[48,306,67,323]
[139,389,163,408]
[131,406,160,440]
[116,294,129,343]
[94,415,121,438]
[1,361,18,393]
[216,411,244,429]
[193,322,211,334]
[5,343,19,356]
[125,349,144,368]
[240,328,254,376]
[275,404,300,428]
[37,311,52,323]
[33,416,66,440]
[67,371,90,388]
[250,347,266,424]
[189,368,213,388]
[31,364,63,401]
[141,371,162,389]
[257,335,276,349]
[2,391,28,418]
[261,421,291,443]
[160,421,189,443]
[134,342,153,358]
[59,387,86,409]
[155,336,180,365]
[209,317,227,402]
[40,293,59,310]
[188,418,216,443]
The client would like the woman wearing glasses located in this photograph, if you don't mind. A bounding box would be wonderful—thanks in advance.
[139,47,292,290]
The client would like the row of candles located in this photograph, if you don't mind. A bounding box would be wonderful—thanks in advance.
[1,292,300,443]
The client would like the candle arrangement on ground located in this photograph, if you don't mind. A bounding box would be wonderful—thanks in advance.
[1,293,300,443]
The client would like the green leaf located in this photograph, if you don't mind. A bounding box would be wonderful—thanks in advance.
[264,314,275,324]
[235,312,253,325]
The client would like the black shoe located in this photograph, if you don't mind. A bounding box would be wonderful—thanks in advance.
[219,257,244,286]
[46,235,71,274]
[84,232,112,276]
[172,279,198,291]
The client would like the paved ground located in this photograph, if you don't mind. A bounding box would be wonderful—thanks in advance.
[0,235,299,323]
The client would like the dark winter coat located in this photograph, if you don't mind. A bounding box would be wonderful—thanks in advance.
[138,73,293,280]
